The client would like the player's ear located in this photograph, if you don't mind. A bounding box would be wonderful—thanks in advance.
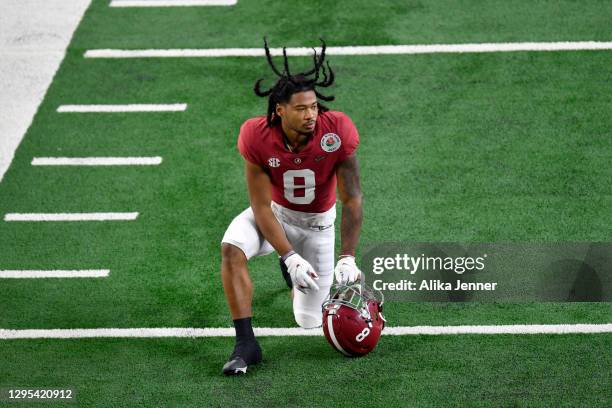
[275,103,284,118]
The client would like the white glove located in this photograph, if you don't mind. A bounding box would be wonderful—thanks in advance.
[284,253,319,294]
[334,256,361,284]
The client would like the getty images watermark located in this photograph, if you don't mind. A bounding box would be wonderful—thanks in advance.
[371,252,496,292]
[362,243,611,302]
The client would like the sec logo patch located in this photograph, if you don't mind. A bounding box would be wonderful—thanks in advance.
[320,133,341,153]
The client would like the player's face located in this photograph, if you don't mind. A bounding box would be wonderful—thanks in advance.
[278,90,318,136]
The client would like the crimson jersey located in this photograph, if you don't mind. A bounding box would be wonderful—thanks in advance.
[237,110,359,213]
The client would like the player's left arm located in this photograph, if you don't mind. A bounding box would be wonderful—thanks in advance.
[335,154,363,283]
[336,154,363,256]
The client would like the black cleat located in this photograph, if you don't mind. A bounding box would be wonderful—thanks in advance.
[222,340,262,376]
[279,256,292,289]
[222,356,249,375]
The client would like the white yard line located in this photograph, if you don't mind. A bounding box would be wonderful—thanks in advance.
[0,0,91,184]
[110,0,236,6]
[85,41,612,59]
[0,270,110,278]
[0,324,611,339]
[4,212,139,222]
[32,157,162,166]
[382,324,612,335]
[57,104,187,113]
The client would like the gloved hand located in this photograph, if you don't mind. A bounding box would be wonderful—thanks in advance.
[334,256,361,284]
[284,253,319,294]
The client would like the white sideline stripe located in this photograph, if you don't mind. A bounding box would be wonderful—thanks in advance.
[1,324,611,339]
[4,212,139,222]
[110,0,236,6]
[32,157,162,166]
[0,0,91,184]
[85,41,612,59]
[0,270,110,279]
[57,104,187,112]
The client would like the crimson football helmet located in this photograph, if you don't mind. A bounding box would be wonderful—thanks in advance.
[322,282,386,357]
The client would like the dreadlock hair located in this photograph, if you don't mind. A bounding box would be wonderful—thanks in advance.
[253,37,335,127]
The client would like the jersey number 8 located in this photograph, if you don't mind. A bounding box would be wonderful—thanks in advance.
[283,169,315,205]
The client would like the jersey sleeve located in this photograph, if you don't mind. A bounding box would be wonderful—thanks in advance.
[336,112,360,162]
[237,119,260,165]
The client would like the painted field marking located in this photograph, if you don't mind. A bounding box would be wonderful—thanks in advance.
[0,0,91,184]
[32,157,163,166]
[110,0,236,6]
[0,324,610,339]
[4,212,139,222]
[85,41,612,59]
[0,270,110,279]
[57,104,187,113]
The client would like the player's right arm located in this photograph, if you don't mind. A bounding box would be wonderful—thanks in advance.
[245,159,319,293]
[244,159,293,256]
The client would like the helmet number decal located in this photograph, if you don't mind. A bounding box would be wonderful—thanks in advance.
[283,169,315,205]
[355,327,371,342]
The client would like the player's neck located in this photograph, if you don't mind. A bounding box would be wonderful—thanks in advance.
[281,123,309,153]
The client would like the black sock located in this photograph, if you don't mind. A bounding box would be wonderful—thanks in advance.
[233,317,255,344]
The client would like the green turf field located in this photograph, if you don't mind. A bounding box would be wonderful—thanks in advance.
[1,0,611,406]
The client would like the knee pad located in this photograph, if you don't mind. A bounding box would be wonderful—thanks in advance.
[293,280,332,329]
[294,310,323,329]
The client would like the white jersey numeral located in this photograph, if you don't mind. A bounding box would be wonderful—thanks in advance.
[283,169,315,205]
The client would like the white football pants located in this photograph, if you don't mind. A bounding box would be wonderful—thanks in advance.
[222,202,335,328]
